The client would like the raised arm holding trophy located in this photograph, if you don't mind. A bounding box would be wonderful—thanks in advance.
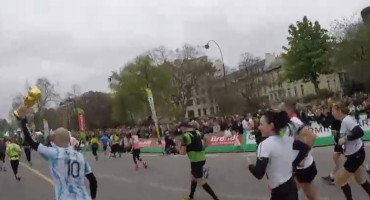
[13,86,41,119]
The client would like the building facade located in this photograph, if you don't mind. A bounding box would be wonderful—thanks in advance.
[184,53,345,118]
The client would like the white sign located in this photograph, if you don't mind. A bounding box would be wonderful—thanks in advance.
[307,122,332,138]
[246,131,256,145]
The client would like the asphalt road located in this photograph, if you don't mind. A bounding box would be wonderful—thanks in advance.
[1,145,370,200]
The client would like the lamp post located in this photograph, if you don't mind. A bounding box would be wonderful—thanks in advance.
[204,40,227,91]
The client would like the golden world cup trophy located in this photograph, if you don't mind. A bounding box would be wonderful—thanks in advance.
[13,86,41,119]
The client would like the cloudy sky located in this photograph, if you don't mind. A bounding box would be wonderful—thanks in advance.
[0,0,368,119]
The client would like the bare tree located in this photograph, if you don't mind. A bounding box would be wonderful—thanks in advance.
[238,53,262,70]
[168,56,216,118]
[66,84,81,98]
[36,78,60,112]
[175,44,203,60]
[148,46,174,64]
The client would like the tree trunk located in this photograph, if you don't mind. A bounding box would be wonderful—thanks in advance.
[313,81,319,95]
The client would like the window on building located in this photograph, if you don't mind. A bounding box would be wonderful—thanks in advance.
[287,88,291,97]
[186,99,194,107]
[300,85,304,95]
[196,98,200,105]
[339,72,344,84]
[203,108,207,116]
[188,110,195,118]
[327,80,331,90]
[264,87,267,93]
[274,93,278,100]
[333,79,336,90]
[201,98,206,104]
[270,94,273,100]
[294,86,297,96]
[210,107,214,115]
[201,89,206,94]
[198,109,201,117]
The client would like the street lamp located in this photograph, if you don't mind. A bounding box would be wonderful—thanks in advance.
[204,40,227,90]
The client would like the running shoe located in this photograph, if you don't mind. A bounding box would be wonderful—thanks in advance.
[321,175,331,180]
[182,196,193,200]
[143,161,148,168]
[203,167,209,179]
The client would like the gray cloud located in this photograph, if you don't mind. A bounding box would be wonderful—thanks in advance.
[0,0,369,119]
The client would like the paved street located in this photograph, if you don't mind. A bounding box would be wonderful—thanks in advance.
[2,145,370,200]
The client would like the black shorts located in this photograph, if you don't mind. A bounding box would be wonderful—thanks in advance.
[191,161,206,179]
[295,161,317,183]
[344,147,365,173]
[271,177,298,200]
[132,149,141,158]
[0,152,5,162]
[334,144,344,154]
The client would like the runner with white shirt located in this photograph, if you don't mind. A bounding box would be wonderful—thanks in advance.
[17,106,98,200]
[331,101,370,200]
[69,132,79,150]
[246,110,311,200]
[280,102,319,200]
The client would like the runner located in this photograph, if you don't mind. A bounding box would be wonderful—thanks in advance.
[321,100,343,185]
[331,101,370,200]
[178,121,219,200]
[201,132,209,179]
[6,138,21,181]
[246,110,311,200]
[100,132,110,156]
[69,132,80,150]
[280,102,320,200]
[131,132,147,170]
[90,135,100,161]
[110,132,120,158]
[0,137,7,171]
[23,140,32,166]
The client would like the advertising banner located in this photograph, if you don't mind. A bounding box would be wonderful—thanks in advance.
[77,107,86,132]
[206,133,242,146]
[139,138,152,148]
[146,88,160,139]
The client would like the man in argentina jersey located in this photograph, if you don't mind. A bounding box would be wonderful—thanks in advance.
[17,106,97,200]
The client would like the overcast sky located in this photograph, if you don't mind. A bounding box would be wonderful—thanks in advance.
[0,0,368,119]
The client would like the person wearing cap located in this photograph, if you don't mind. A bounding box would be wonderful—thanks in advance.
[332,101,370,200]
[17,106,98,200]
[178,121,219,200]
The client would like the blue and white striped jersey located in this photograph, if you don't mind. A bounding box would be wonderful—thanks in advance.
[37,144,92,200]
